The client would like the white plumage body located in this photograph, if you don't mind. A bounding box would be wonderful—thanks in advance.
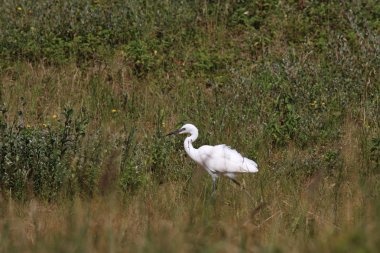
[168,123,258,193]
[192,144,258,175]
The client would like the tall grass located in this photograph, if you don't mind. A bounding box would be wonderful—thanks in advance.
[0,0,379,252]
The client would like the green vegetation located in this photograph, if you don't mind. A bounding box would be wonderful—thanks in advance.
[0,0,379,252]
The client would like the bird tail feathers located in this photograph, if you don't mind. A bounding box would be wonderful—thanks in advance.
[242,158,258,173]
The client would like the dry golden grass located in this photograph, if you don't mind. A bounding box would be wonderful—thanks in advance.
[1,138,378,253]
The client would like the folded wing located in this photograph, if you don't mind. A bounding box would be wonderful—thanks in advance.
[198,144,258,174]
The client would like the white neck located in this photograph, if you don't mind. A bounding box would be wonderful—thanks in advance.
[183,132,200,163]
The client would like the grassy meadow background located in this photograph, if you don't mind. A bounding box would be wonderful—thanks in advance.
[0,0,379,252]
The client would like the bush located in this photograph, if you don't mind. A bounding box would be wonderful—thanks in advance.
[0,107,89,200]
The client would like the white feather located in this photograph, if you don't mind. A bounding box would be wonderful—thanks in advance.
[197,144,258,174]
[170,123,259,193]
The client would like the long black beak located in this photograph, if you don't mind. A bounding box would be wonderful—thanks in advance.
[166,128,184,136]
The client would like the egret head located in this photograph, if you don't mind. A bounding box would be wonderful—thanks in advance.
[167,123,198,136]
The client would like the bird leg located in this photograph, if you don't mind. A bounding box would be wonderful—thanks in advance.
[212,177,217,194]
[210,174,219,196]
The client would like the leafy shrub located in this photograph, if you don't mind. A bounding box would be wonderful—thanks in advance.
[228,0,278,29]
[0,107,88,200]
[119,127,147,193]
[149,111,172,184]
[266,94,301,146]
[191,49,231,73]
[123,40,155,77]
[0,0,138,63]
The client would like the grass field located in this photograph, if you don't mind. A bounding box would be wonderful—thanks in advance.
[0,0,379,252]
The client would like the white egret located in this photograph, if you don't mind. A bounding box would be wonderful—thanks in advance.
[167,124,258,194]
